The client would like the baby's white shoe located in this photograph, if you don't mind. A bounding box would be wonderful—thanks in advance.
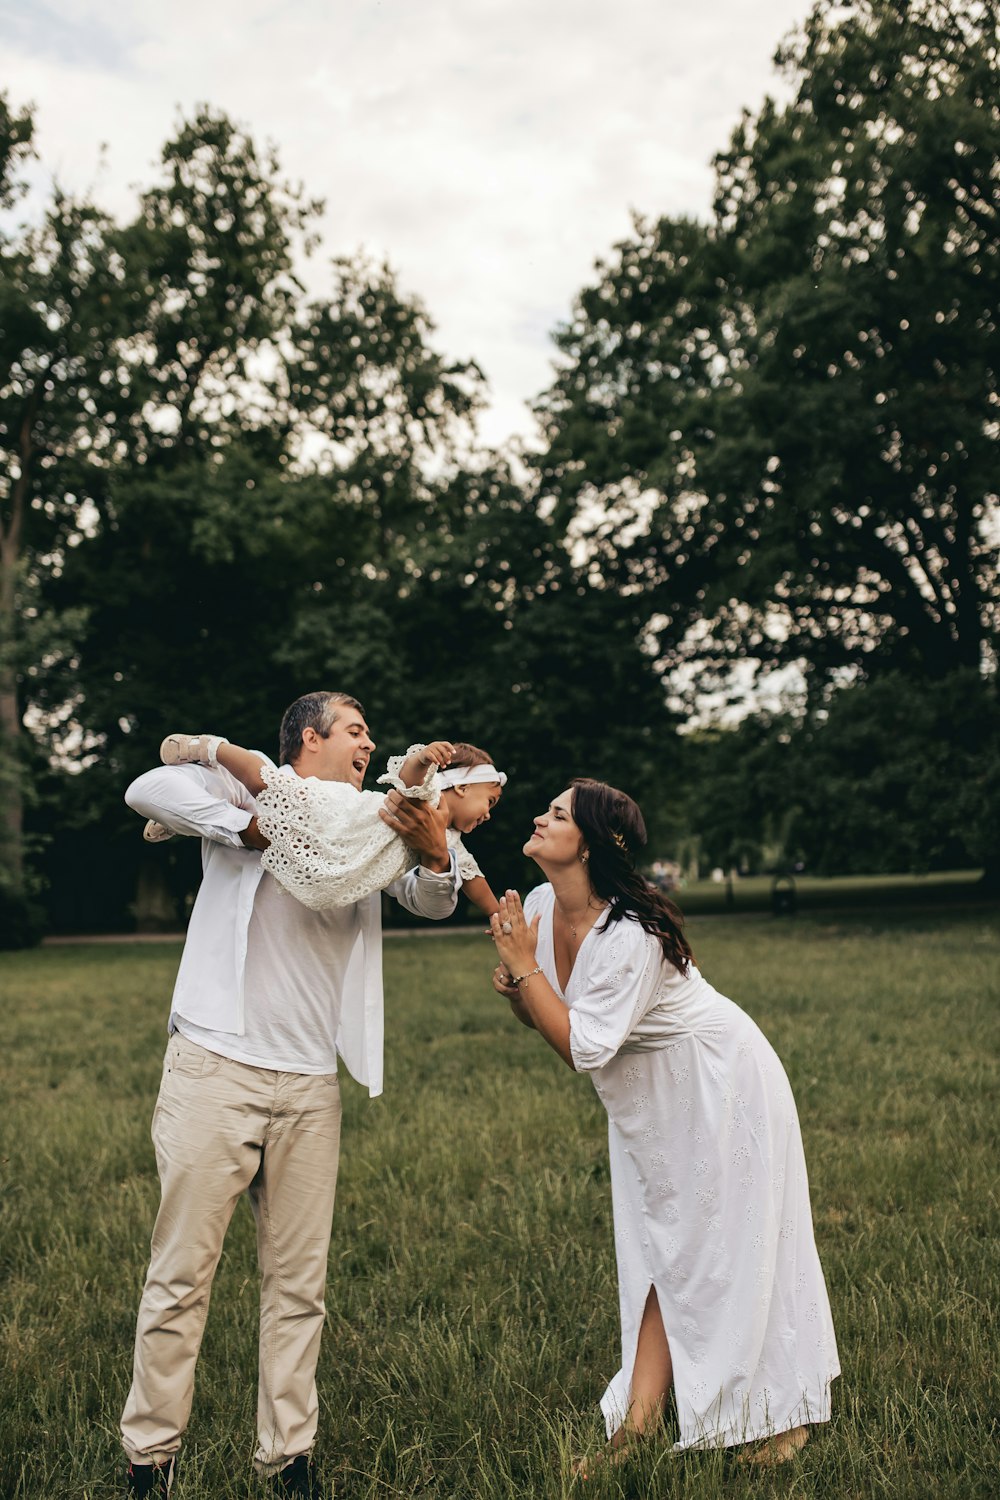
[143,819,174,843]
[160,734,227,767]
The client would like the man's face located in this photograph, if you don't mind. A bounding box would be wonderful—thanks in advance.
[304,709,376,788]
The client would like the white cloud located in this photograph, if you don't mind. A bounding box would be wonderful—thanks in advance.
[4,0,817,444]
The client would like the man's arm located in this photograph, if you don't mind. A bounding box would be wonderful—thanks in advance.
[125,763,259,847]
[380,791,459,919]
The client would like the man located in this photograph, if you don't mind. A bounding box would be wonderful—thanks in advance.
[120,691,459,1498]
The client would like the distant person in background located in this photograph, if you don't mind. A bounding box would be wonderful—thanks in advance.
[489,779,839,1473]
[119,692,460,1500]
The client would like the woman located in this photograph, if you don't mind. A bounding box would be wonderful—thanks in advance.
[490,779,839,1468]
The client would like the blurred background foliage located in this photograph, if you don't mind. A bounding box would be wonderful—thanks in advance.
[1,0,997,942]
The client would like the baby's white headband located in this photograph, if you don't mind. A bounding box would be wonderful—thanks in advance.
[438,764,508,790]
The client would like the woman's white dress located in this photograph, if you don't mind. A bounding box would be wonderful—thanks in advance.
[525,883,839,1451]
[254,756,481,910]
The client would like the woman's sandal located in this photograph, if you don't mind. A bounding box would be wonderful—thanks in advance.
[159,734,227,767]
[739,1425,810,1466]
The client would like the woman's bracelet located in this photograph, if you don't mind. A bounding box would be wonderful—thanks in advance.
[512,966,542,987]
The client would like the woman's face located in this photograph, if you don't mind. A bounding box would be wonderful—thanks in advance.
[523,788,584,865]
[446,780,502,835]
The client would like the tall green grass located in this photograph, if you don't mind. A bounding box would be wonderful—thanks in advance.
[1,910,997,1498]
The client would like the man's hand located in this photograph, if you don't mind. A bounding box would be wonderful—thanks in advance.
[239,816,270,851]
[378,790,450,872]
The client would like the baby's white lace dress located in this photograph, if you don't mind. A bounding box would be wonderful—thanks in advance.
[447,829,483,884]
[255,750,440,910]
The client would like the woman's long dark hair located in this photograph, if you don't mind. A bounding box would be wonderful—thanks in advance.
[570,778,693,974]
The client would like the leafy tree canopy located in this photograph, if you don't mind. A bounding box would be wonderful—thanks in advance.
[678,668,1000,883]
[536,0,999,690]
[4,100,676,934]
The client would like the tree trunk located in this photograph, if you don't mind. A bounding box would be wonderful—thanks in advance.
[0,548,23,892]
[0,398,35,894]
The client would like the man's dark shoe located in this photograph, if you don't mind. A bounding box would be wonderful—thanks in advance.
[270,1455,323,1498]
[125,1456,176,1498]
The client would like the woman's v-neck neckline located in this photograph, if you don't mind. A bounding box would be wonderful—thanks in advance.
[548,887,604,997]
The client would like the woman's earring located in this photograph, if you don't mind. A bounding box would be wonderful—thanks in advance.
[580,851,589,864]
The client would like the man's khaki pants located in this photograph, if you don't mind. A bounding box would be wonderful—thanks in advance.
[121,1034,343,1474]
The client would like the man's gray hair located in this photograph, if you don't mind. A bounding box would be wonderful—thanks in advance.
[279,691,366,766]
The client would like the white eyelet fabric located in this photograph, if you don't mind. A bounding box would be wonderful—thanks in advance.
[446,830,484,883]
[255,753,439,910]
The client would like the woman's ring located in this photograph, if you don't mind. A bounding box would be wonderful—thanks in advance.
[501,920,513,934]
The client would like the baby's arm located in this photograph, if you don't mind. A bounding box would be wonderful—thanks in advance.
[215,742,272,798]
[462,874,501,921]
[398,740,455,789]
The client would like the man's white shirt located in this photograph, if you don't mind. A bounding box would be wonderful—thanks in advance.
[125,761,459,1097]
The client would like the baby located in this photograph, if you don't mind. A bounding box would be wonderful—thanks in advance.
[144,733,506,918]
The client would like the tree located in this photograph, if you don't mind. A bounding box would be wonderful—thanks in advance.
[0,93,144,935]
[268,253,493,709]
[269,263,679,898]
[47,110,319,722]
[672,716,801,879]
[535,0,999,691]
[663,670,1000,886]
[21,110,323,927]
[0,91,36,930]
[31,140,540,928]
[791,670,1000,879]
[3,101,708,933]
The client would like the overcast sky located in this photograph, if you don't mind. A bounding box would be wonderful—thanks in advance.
[4,0,818,446]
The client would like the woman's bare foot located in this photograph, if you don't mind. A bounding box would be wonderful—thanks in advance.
[572,1424,647,1480]
[740,1424,810,1466]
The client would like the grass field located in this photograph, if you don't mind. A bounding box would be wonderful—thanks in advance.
[1,909,998,1499]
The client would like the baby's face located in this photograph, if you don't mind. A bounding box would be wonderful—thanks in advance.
[448,781,502,834]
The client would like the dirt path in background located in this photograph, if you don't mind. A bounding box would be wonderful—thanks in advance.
[41,926,489,944]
